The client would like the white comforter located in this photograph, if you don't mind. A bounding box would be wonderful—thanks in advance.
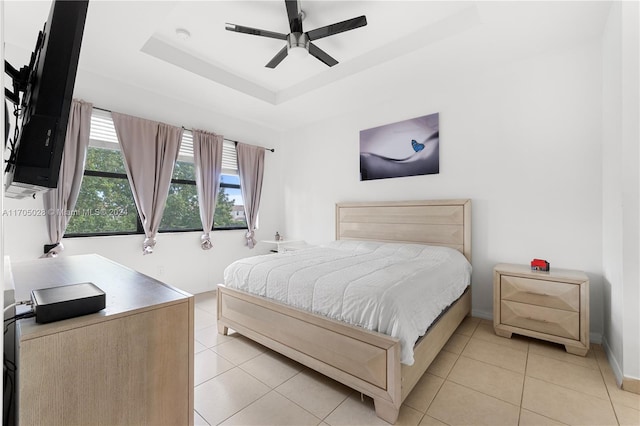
[223,240,472,365]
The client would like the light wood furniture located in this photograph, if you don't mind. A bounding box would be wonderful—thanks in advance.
[493,263,589,356]
[11,254,194,426]
[218,199,471,423]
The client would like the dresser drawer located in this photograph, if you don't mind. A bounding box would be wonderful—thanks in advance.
[500,300,580,340]
[501,275,579,312]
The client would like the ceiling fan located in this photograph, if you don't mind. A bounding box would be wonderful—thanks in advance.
[225,0,367,68]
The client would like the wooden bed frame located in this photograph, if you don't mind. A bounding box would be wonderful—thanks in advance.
[217,199,471,423]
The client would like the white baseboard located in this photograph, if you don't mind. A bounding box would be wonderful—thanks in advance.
[471,309,493,321]
[602,336,640,394]
[601,335,624,386]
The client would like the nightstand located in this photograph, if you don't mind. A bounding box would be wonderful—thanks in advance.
[261,240,305,253]
[493,263,589,356]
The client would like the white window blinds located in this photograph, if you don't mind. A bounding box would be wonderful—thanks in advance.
[89,108,118,148]
[89,109,238,174]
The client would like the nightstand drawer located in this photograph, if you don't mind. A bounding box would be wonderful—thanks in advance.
[501,275,579,312]
[501,300,579,340]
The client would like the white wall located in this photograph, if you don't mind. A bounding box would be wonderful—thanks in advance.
[3,71,284,295]
[279,40,605,339]
[602,1,640,384]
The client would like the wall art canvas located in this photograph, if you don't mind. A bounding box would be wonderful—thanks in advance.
[359,113,439,181]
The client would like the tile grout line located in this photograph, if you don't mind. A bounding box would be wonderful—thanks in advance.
[193,407,212,426]
[442,379,522,410]
[438,333,529,407]
[315,389,354,425]
[594,349,623,425]
[467,323,613,425]
[209,338,267,366]
[247,388,326,425]
[474,330,613,404]
[268,367,351,424]
[455,350,526,375]
[214,389,272,425]
[193,364,237,392]
[203,364,311,425]
[270,387,328,426]
[518,341,530,425]
[404,319,477,425]
[234,351,304,389]
[524,369,614,403]
[426,339,467,425]
[444,365,525,408]
[518,374,620,425]
[420,374,448,425]
[469,324,531,354]
[527,346,601,371]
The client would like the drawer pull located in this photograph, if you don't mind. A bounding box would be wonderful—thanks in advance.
[524,291,551,297]
[525,316,549,323]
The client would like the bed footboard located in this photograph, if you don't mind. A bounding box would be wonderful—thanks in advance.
[217,285,403,423]
[217,285,471,424]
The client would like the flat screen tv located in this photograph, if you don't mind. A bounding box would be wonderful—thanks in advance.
[4,0,89,198]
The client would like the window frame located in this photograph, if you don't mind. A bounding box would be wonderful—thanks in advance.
[157,172,245,234]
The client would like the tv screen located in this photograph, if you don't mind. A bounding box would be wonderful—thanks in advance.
[4,0,89,198]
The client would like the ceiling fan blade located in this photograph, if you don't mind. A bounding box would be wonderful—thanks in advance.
[265,46,289,68]
[306,15,367,41]
[285,0,303,33]
[308,42,338,67]
[225,23,287,40]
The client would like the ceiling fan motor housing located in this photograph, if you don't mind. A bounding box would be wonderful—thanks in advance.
[287,32,309,51]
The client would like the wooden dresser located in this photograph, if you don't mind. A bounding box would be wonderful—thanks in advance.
[10,254,194,426]
[493,263,589,356]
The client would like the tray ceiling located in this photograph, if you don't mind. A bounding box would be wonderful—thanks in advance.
[3,1,612,131]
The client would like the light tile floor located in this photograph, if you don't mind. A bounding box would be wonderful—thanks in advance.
[194,292,640,425]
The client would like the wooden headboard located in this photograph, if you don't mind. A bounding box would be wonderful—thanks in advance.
[335,199,471,262]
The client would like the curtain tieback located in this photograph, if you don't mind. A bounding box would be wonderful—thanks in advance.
[245,230,256,249]
[143,237,156,255]
[41,242,64,258]
[201,233,213,250]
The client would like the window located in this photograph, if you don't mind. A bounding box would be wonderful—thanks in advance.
[65,110,246,237]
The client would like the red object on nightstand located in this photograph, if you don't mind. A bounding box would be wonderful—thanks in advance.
[531,259,550,271]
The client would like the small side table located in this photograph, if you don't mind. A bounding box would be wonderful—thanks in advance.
[493,263,589,356]
[261,240,305,253]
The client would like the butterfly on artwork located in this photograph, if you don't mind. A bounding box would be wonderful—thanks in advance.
[411,139,425,152]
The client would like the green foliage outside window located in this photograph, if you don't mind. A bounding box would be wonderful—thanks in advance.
[66,148,137,234]
[85,146,126,174]
[66,147,246,236]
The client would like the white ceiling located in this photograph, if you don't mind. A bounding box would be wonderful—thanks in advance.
[4,1,612,132]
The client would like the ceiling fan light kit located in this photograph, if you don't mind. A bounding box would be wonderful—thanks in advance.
[287,34,309,60]
[225,0,367,68]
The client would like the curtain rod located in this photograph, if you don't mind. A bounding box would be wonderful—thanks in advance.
[92,105,275,153]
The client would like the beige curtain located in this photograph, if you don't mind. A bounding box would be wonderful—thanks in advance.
[236,142,265,248]
[193,130,223,249]
[112,113,183,254]
[42,99,93,257]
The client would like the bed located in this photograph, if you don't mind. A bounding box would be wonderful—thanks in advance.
[217,199,471,423]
